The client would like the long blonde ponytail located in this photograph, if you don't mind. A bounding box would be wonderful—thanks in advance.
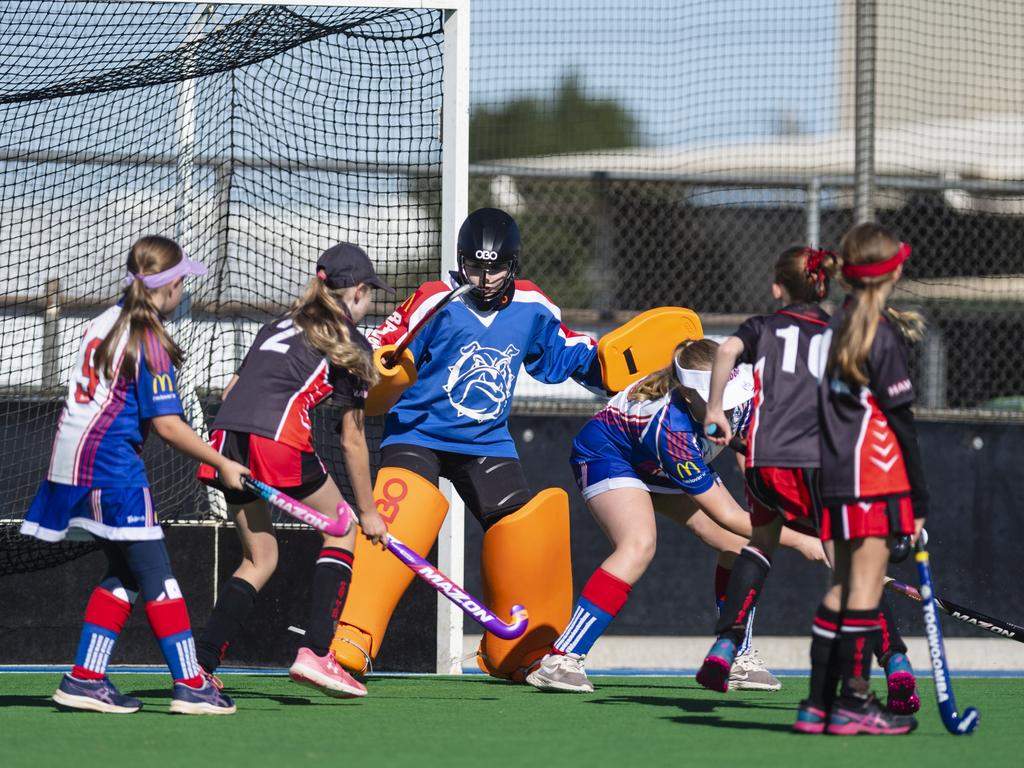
[290,279,378,387]
[828,223,925,387]
[94,235,185,381]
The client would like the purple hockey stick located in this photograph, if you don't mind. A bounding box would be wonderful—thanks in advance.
[382,532,529,640]
[243,477,353,537]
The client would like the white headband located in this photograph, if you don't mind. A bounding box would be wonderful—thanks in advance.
[122,250,207,289]
[674,362,755,410]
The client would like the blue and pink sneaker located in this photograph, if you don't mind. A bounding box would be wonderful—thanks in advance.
[793,699,828,734]
[826,694,917,735]
[696,637,737,693]
[52,674,142,714]
[169,674,237,715]
[884,653,920,714]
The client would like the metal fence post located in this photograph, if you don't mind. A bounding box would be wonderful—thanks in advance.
[922,324,947,409]
[592,171,615,320]
[854,0,876,224]
[806,177,821,247]
[41,279,61,391]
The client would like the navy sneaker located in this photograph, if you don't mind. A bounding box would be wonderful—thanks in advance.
[52,674,142,714]
[169,675,237,715]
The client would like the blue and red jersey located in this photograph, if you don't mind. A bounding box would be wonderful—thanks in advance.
[370,277,601,458]
[47,305,184,488]
[572,381,752,495]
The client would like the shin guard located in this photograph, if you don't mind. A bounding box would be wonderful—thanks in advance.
[477,488,572,681]
[330,467,448,672]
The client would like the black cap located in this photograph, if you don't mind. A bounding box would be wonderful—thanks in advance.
[316,243,394,293]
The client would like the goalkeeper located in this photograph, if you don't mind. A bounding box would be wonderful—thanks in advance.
[331,208,604,681]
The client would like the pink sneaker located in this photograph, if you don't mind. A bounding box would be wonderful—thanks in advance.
[289,647,367,698]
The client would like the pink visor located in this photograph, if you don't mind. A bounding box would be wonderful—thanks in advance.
[122,251,208,289]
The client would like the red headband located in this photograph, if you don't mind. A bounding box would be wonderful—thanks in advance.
[841,242,911,280]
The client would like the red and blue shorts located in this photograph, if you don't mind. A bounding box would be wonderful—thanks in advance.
[820,494,914,542]
[744,466,820,533]
[198,429,329,506]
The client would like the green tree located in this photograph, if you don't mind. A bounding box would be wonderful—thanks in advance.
[470,73,638,162]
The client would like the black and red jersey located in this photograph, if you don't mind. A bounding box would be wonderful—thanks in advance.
[734,303,830,468]
[212,316,371,451]
[818,307,915,502]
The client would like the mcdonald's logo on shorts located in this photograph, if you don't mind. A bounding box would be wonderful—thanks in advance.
[152,373,174,394]
[676,460,699,478]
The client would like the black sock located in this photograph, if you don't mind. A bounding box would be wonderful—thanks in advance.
[714,546,771,644]
[196,577,258,674]
[808,604,841,709]
[876,595,908,666]
[303,547,354,657]
[838,607,881,700]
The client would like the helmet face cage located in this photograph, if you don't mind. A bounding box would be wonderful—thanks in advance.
[456,208,521,310]
[458,251,517,309]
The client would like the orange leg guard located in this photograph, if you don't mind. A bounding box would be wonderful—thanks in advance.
[477,488,573,682]
[330,467,448,673]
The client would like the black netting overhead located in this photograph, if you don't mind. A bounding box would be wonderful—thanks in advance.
[1,2,445,574]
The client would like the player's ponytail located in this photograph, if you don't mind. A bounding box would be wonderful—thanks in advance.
[828,223,925,387]
[94,236,185,381]
[290,278,378,387]
[774,246,837,304]
[630,338,718,401]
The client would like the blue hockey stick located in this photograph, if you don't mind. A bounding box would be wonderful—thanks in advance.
[915,538,980,735]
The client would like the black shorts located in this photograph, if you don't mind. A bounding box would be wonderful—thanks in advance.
[198,429,329,506]
[381,443,531,529]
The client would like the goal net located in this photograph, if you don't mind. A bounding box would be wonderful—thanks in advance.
[0,2,450,574]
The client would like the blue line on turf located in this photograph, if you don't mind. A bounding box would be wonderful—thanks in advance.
[4,665,1024,678]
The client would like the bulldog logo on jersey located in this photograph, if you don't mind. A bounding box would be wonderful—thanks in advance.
[444,341,520,422]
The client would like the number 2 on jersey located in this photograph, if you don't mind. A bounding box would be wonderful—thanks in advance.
[260,319,301,354]
[775,325,824,378]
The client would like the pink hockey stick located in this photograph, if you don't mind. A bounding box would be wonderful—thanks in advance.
[242,477,353,537]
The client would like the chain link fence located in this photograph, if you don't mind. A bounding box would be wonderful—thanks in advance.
[470,0,1024,418]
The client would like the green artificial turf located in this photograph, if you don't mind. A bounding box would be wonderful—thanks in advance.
[0,673,1019,768]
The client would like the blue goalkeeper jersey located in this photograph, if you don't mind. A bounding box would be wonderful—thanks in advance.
[369,277,601,457]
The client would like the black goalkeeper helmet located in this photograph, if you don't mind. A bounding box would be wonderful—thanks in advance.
[457,207,520,310]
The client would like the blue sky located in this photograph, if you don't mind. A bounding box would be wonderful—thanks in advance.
[470,0,840,146]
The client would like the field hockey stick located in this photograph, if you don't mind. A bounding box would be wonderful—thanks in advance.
[242,477,353,538]
[913,537,981,734]
[350,509,528,639]
[384,283,473,367]
[884,578,1024,644]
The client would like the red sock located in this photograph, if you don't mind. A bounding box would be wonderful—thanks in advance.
[552,568,632,656]
[72,588,132,680]
[582,568,632,613]
[145,598,203,688]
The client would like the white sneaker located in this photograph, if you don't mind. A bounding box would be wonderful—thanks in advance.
[729,650,781,691]
[526,653,594,693]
